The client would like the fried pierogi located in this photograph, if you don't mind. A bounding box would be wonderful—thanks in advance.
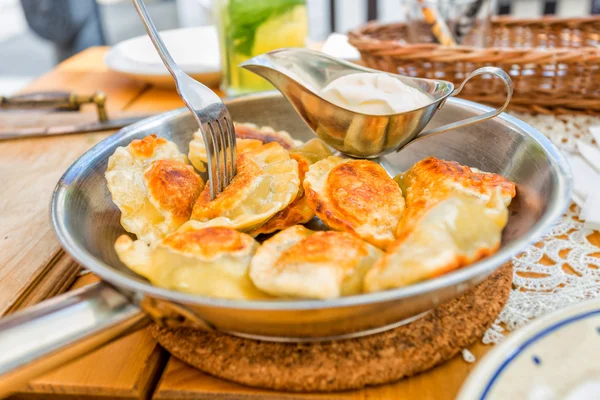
[393,157,516,240]
[188,122,302,172]
[250,139,333,236]
[250,225,382,299]
[303,156,405,249]
[115,227,267,299]
[108,127,519,300]
[395,157,516,208]
[365,157,516,292]
[183,142,300,232]
[106,134,204,244]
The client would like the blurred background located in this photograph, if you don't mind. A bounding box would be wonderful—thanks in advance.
[0,0,598,95]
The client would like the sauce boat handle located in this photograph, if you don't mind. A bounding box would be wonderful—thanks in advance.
[418,67,513,137]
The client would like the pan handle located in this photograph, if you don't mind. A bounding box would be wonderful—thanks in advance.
[0,282,150,398]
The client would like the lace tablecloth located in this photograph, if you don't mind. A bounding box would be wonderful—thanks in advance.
[483,113,600,345]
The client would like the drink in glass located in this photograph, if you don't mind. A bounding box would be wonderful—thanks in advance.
[214,0,308,96]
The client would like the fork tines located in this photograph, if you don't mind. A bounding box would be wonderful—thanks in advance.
[203,116,237,200]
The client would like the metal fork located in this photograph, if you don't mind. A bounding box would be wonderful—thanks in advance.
[132,0,236,199]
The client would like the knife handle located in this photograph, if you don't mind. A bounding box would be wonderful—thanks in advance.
[0,91,109,122]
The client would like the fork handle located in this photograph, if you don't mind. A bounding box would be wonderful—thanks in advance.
[131,0,183,80]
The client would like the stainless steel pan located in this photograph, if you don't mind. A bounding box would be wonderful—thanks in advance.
[0,92,571,397]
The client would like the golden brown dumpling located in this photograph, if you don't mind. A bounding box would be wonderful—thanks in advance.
[181,142,300,232]
[234,123,303,147]
[249,139,332,236]
[249,225,382,299]
[188,122,302,172]
[106,135,204,244]
[303,156,405,249]
[365,157,516,292]
[364,191,509,292]
[395,157,516,209]
[393,157,516,239]
[114,227,268,299]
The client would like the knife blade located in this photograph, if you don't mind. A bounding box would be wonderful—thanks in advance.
[0,115,151,141]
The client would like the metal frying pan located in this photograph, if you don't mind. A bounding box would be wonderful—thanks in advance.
[0,92,571,397]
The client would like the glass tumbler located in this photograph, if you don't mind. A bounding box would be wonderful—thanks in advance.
[401,0,494,47]
[214,0,309,96]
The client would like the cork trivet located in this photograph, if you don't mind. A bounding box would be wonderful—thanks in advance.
[152,263,512,392]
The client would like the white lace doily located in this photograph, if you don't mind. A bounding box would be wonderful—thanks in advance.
[510,113,600,153]
[482,112,600,345]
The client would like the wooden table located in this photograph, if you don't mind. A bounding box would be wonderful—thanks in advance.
[0,46,503,399]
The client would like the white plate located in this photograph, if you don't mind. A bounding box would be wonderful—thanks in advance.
[458,299,600,400]
[105,26,221,88]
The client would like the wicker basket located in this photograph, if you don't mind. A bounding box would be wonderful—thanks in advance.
[348,17,600,114]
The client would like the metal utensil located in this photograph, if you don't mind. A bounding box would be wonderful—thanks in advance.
[0,91,151,140]
[132,0,236,199]
[240,48,513,158]
[0,93,571,397]
[1,91,109,121]
[0,114,150,141]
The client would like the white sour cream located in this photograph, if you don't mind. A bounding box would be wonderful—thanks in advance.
[320,72,433,115]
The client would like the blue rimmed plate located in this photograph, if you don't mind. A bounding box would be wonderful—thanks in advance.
[458,299,600,400]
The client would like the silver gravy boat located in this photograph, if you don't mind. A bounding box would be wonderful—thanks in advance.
[241,48,513,158]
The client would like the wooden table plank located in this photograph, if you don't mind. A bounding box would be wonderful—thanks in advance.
[0,47,148,315]
[5,254,80,314]
[125,87,184,113]
[0,132,107,315]
[13,330,167,400]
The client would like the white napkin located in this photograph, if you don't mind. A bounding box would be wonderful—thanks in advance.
[590,125,600,148]
[321,33,361,61]
[567,154,599,208]
[576,140,600,172]
[581,192,600,231]
[568,126,600,231]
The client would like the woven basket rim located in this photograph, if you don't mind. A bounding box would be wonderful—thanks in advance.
[346,16,600,115]
[348,16,600,54]
[492,15,600,25]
